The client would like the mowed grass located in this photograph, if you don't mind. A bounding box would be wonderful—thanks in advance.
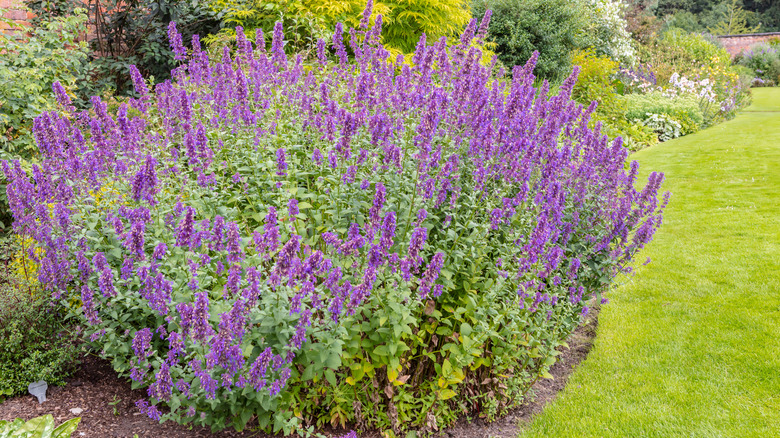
[520,88,780,438]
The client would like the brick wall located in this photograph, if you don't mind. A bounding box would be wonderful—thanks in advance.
[0,0,34,33]
[717,32,780,58]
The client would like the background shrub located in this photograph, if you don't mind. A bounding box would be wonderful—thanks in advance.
[624,91,704,135]
[472,0,635,80]
[638,28,730,84]
[570,50,659,151]
[472,0,590,80]
[2,11,668,436]
[637,113,683,142]
[738,43,780,83]
[26,0,221,99]
[583,0,636,65]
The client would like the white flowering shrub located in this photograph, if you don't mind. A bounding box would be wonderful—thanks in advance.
[585,0,636,65]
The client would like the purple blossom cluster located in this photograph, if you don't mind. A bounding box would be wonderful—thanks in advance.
[2,2,668,429]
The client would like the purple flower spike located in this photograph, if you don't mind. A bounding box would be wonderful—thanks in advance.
[168,22,187,61]
[369,183,386,227]
[276,148,288,177]
[288,199,299,218]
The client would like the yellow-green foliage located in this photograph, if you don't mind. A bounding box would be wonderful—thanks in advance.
[207,0,471,53]
[571,49,624,119]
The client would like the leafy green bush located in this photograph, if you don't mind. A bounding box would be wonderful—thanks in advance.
[738,43,780,84]
[624,91,704,135]
[0,415,80,438]
[26,0,221,99]
[0,10,88,158]
[0,280,77,398]
[3,12,668,436]
[472,0,590,80]
[731,64,758,87]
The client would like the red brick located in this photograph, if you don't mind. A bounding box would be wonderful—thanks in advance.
[3,9,26,21]
[0,0,24,8]
[718,33,780,57]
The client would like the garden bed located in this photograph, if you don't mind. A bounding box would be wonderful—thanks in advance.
[0,311,598,438]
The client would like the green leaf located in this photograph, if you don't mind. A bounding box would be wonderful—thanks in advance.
[18,415,55,438]
[325,352,341,369]
[373,345,389,357]
[438,388,457,400]
[324,369,337,387]
[52,417,81,438]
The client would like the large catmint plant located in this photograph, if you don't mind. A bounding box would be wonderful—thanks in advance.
[3,2,668,435]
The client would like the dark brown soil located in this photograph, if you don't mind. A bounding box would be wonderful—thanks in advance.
[0,313,598,438]
[0,352,275,438]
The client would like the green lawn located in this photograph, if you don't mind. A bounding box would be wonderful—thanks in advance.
[520,88,780,438]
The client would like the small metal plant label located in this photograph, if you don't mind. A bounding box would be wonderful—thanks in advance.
[28,380,48,403]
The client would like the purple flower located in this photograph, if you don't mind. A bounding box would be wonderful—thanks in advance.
[166,331,186,364]
[80,285,100,325]
[254,207,280,255]
[369,183,386,226]
[248,347,273,391]
[148,362,173,401]
[288,198,299,218]
[359,0,373,29]
[77,251,93,283]
[271,21,287,68]
[333,23,348,65]
[168,22,187,61]
[175,207,195,248]
[132,328,153,360]
[226,222,243,264]
[419,252,445,298]
[406,226,428,268]
[52,81,74,112]
[317,38,327,65]
[125,220,146,258]
[191,360,218,399]
[276,148,288,176]
[224,264,242,298]
[416,208,428,224]
[380,212,396,250]
[98,267,116,297]
[132,155,157,205]
[152,243,168,260]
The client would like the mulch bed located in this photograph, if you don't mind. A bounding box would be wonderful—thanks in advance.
[0,313,598,438]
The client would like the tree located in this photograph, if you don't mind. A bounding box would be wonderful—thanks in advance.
[708,0,762,34]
